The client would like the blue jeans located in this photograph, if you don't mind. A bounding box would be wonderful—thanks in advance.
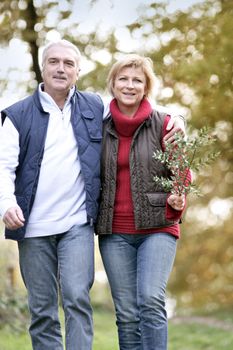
[18,223,94,350]
[99,233,177,350]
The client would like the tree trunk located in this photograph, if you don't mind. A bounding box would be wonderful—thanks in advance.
[21,0,42,83]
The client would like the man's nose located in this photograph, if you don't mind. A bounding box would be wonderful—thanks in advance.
[57,61,65,72]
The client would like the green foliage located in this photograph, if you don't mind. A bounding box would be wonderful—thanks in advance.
[0,293,29,332]
[153,127,219,196]
[134,0,233,196]
[169,215,233,311]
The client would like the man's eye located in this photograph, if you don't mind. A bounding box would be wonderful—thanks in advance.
[65,61,75,67]
[49,60,57,64]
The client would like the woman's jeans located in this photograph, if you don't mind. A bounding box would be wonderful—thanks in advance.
[99,233,177,350]
[18,223,94,350]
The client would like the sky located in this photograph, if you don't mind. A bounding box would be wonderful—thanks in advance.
[0,0,204,109]
[72,0,203,29]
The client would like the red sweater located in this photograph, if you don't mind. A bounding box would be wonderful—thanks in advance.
[110,99,188,239]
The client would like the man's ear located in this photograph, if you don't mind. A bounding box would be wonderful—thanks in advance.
[76,67,81,79]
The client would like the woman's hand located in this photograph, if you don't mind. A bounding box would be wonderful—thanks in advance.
[167,194,185,211]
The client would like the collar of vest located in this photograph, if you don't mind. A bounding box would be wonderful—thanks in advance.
[33,86,77,113]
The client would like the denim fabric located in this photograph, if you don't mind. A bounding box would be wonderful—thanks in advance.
[18,223,94,350]
[99,233,177,350]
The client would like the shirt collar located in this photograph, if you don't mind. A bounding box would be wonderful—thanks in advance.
[38,83,75,112]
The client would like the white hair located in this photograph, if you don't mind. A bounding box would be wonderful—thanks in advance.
[41,39,81,67]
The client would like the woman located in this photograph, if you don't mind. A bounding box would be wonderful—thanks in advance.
[96,54,191,350]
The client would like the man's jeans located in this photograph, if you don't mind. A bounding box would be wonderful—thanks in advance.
[18,223,94,350]
[99,233,177,350]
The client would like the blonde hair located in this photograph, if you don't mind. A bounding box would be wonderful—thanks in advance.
[107,54,156,98]
[41,39,81,68]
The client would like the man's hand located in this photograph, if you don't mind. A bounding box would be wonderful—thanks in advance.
[3,205,25,230]
[163,115,186,143]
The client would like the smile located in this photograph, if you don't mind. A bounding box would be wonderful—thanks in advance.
[53,76,67,80]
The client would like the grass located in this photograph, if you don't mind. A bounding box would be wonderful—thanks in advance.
[0,329,31,350]
[0,308,118,350]
[0,308,233,350]
[93,308,118,349]
[169,322,233,350]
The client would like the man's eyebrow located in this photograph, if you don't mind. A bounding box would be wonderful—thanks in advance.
[64,59,75,63]
[48,57,58,61]
[47,57,76,63]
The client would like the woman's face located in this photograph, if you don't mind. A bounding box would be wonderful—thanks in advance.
[112,66,147,113]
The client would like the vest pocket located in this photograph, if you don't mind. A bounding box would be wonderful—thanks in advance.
[82,112,102,141]
[147,193,167,207]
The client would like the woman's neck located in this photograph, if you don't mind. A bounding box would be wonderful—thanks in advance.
[116,101,141,118]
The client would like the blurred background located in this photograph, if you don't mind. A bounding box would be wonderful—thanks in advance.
[0,0,232,348]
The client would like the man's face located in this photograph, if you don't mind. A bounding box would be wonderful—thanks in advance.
[41,45,79,97]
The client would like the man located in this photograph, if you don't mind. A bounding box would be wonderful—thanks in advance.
[0,40,103,350]
[0,39,184,349]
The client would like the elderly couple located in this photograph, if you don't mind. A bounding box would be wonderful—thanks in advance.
[0,40,189,350]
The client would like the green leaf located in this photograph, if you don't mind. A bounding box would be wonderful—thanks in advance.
[153,127,219,196]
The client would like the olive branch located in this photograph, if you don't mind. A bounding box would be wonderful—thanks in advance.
[153,127,220,196]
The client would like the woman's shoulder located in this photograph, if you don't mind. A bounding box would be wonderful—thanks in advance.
[150,109,171,126]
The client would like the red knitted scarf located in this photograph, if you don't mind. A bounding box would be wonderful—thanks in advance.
[110,98,152,136]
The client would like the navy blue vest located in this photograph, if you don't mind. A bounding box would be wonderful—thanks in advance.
[1,88,104,240]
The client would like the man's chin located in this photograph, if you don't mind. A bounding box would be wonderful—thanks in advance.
[52,84,69,91]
